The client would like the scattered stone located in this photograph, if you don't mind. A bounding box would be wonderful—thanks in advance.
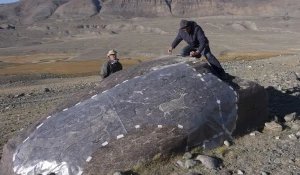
[295,131,300,136]
[288,134,297,140]
[113,172,123,175]
[261,171,268,175]
[284,112,296,122]
[183,152,192,160]
[26,92,33,96]
[263,121,283,133]
[291,123,300,130]
[185,159,197,169]
[0,24,15,29]
[250,131,260,136]
[237,169,244,174]
[44,88,51,92]
[175,160,184,168]
[14,93,25,98]
[275,136,280,140]
[195,155,219,169]
[224,140,231,146]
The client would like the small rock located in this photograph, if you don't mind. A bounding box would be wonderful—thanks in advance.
[261,171,268,175]
[15,93,25,98]
[288,134,297,140]
[250,131,260,136]
[185,159,197,169]
[237,169,244,174]
[295,131,300,136]
[224,140,231,146]
[176,160,184,167]
[275,136,280,139]
[277,85,282,91]
[264,121,283,133]
[291,124,300,130]
[26,92,33,96]
[289,159,295,163]
[44,88,51,92]
[183,152,192,160]
[284,112,296,122]
[195,155,219,169]
[113,172,123,175]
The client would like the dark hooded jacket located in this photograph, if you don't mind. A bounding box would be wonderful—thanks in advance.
[171,21,208,53]
[101,59,122,79]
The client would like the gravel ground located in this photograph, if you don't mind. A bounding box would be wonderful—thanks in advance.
[212,54,300,175]
[0,55,300,174]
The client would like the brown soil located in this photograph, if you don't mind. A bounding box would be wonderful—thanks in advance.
[0,55,152,76]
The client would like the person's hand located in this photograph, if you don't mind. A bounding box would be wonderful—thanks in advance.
[190,51,199,57]
[190,51,195,56]
[168,47,173,54]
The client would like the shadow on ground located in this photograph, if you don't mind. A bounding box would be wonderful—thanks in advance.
[266,86,300,122]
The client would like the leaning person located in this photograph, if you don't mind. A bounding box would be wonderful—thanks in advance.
[168,19,228,79]
[101,50,123,79]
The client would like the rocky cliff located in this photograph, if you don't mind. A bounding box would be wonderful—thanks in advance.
[0,0,299,25]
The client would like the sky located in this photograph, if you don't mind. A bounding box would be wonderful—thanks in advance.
[0,0,19,4]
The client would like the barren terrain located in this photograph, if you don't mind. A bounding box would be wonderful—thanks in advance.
[1,3,300,173]
[1,54,299,174]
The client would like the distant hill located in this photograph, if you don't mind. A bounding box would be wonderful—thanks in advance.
[0,0,299,25]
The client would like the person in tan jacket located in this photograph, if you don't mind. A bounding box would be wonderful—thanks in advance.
[101,50,123,79]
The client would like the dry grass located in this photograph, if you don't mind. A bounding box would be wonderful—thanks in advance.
[0,52,290,76]
[0,55,152,76]
[217,52,292,62]
[0,54,76,63]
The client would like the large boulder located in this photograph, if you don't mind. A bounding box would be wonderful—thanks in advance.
[0,56,268,175]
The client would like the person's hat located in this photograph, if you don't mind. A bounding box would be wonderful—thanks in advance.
[180,20,189,29]
[107,50,117,57]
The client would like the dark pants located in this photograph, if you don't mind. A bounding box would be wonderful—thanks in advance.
[180,45,225,74]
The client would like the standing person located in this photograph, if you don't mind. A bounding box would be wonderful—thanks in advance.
[101,50,123,79]
[168,19,228,79]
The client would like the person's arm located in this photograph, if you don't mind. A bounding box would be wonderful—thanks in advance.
[195,27,208,54]
[170,30,183,50]
[100,62,108,79]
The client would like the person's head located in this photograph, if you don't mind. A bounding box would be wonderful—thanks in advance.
[180,19,191,33]
[107,50,117,60]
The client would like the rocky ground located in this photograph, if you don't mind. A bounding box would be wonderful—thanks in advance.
[0,55,300,175]
[205,54,300,175]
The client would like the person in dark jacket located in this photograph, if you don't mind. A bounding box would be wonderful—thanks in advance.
[101,50,123,79]
[168,20,228,78]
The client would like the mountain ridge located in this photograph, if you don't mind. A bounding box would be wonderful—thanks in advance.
[0,0,299,25]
